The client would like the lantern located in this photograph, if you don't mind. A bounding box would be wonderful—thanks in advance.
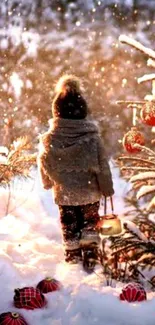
[120,282,147,302]
[140,102,155,126]
[37,277,61,294]
[0,312,29,325]
[97,214,123,237]
[13,287,47,310]
[123,127,145,153]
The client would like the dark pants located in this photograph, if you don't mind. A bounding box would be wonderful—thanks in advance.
[59,202,99,253]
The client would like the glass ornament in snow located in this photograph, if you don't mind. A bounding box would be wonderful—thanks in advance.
[13,287,47,310]
[120,282,147,302]
[37,277,61,294]
[122,127,145,153]
[140,102,155,126]
[0,312,29,325]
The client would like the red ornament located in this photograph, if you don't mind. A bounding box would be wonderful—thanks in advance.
[0,312,28,325]
[13,287,47,310]
[140,103,155,126]
[123,127,145,153]
[120,283,147,302]
[36,277,61,294]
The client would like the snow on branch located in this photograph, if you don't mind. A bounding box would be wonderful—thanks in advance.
[147,196,155,211]
[147,59,155,68]
[0,136,37,185]
[130,171,155,183]
[119,35,155,60]
[121,166,155,172]
[138,74,155,84]
[124,220,148,242]
[118,156,155,166]
[132,143,155,156]
[137,185,155,200]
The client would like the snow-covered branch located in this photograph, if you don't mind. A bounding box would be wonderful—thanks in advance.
[132,144,155,156]
[147,196,155,211]
[138,74,155,84]
[137,185,155,200]
[121,167,155,172]
[116,101,155,108]
[130,171,155,183]
[147,59,155,68]
[119,35,155,60]
[118,156,155,166]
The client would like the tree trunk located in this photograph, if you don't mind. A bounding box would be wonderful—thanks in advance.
[36,0,42,23]
[132,0,138,25]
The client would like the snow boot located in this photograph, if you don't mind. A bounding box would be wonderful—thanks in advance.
[65,248,82,264]
[82,243,98,273]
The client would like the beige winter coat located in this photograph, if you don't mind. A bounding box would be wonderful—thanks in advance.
[38,118,114,206]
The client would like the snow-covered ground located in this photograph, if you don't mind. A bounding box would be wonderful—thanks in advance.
[0,167,154,325]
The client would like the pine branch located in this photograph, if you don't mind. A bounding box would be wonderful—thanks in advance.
[137,185,155,199]
[118,156,155,166]
[147,196,155,211]
[130,171,155,183]
[132,144,155,156]
[119,35,155,60]
[138,74,155,84]
[148,59,155,68]
[121,167,155,172]
[0,136,37,185]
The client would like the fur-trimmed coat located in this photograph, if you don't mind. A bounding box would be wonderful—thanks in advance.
[38,118,114,206]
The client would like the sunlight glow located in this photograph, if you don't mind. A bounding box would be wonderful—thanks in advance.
[56,262,71,281]
[10,72,23,99]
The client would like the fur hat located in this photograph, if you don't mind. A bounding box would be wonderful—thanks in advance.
[52,74,88,120]
[55,74,83,94]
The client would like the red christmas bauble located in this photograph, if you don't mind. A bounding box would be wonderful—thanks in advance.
[140,103,155,126]
[0,312,28,325]
[13,287,47,310]
[123,127,145,153]
[120,283,147,302]
[36,277,61,294]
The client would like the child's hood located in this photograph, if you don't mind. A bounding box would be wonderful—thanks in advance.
[40,118,100,173]
[48,117,98,147]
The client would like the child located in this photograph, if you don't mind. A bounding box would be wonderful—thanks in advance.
[38,75,114,268]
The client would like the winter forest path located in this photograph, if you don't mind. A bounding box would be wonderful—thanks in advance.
[0,167,154,325]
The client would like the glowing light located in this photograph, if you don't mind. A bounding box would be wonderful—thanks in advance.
[0,214,30,239]
[122,78,127,87]
[76,21,81,27]
[56,262,70,281]
[10,72,23,99]
[8,97,13,103]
